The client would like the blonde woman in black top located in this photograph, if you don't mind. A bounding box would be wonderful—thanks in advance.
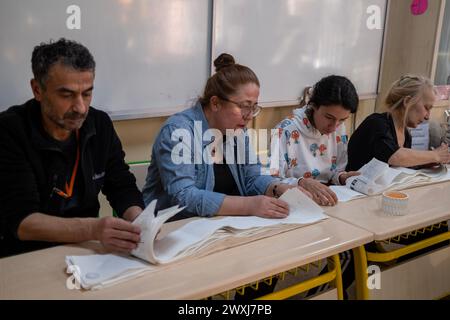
[347,74,450,171]
[344,75,450,295]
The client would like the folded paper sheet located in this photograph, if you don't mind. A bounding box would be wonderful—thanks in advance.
[332,159,450,202]
[66,188,327,290]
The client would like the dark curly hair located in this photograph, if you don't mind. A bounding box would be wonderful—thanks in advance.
[31,38,96,88]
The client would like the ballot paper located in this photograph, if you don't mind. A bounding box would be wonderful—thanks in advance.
[66,188,328,290]
[329,185,366,202]
[335,158,450,201]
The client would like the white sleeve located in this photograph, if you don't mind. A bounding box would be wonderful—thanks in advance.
[269,128,302,186]
[331,128,349,185]
[269,128,288,178]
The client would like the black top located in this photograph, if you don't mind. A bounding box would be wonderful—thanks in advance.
[213,136,240,196]
[46,131,82,213]
[346,112,412,171]
[0,99,144,257]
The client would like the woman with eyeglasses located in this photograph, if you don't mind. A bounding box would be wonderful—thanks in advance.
[270,75,360,206]
[346,74,450,171]
[142,53,311,221]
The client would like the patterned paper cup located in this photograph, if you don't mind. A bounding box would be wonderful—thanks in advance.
[381,191,409,216]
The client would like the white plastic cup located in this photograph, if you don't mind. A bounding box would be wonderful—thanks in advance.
[381,191,409,216]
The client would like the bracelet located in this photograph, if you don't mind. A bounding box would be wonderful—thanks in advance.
[272,184,279,198]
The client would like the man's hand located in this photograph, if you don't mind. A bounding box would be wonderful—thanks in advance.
[93,216,141,254]
[122,205,143,222]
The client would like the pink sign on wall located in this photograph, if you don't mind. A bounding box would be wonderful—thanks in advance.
[411,0,428,16]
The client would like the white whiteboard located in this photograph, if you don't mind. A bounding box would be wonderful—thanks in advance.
[212,0,387,106]
[0,0,210,119]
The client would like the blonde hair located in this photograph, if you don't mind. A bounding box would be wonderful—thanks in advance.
[385,74,434,117]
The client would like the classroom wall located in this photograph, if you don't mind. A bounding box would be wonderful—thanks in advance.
[113,116,166,163]
[376,0,445,112]
[376,0,450,123]
[114,0,450,163]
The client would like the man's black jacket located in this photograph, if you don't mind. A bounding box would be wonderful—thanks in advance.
[0,99,144,257]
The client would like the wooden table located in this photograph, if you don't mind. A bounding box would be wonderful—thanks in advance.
[326,180,450,240]
[0,217,373,299]
[325,181,450,299]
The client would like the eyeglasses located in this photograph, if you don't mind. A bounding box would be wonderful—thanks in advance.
[220,97,262,118]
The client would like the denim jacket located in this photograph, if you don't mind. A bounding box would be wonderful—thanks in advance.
[142,102,277,218]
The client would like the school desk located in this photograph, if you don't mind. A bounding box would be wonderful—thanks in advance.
[325,181,450,299]
[0,217,373,299]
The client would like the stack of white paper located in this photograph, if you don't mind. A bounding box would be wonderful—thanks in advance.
[334,158,450,202]
[66,188,328,290]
